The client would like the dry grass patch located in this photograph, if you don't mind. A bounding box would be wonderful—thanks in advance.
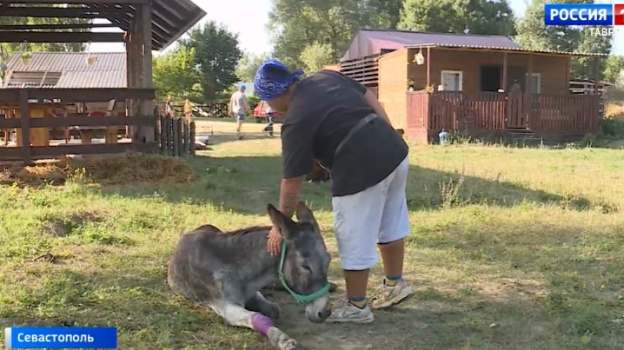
[0,152,197,186]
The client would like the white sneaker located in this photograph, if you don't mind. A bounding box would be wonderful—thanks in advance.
[326,299,375,324]
[372,279,413,309]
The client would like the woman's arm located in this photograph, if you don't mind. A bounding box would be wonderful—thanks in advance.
[363,89,393,126]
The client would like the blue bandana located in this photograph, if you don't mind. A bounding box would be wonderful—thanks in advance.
[254,59,303,101]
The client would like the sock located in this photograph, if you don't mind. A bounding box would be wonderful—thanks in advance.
[385,275,402,287]
[348,296,367,309]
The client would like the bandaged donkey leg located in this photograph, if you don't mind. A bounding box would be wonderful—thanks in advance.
[252,313,299,350]
[214,303,298,350]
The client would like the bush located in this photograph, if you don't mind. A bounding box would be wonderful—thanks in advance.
[600,116,624,137]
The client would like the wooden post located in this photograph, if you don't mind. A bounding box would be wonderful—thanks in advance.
[189,121,196,155]
[135,2,154,143]
[176,118,183,157]
[19,89,31,165]
[182,120,189,154]
[426,47,431,87]
[593,57,600,95]
[502,52,508,91]
[159,115,166,154]
[166,116,173,156]
[172,117,179,157]
[525,54,534,129]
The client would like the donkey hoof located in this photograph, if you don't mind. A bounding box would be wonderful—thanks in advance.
[278,338,299,350]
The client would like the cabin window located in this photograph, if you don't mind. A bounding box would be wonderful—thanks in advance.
[525,73,541,94]
[441,70,463,91]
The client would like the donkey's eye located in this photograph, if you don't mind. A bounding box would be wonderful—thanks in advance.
[301,264,311,272]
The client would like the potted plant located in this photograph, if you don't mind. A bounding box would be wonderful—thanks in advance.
[20,51,32,66]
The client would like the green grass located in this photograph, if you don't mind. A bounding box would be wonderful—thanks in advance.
[1,120,624,349]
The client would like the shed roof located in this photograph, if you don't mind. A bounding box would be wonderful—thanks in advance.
[342,29,521,61]
[3,52,126,88]
[0,0,206,51]
[342,29,608,61]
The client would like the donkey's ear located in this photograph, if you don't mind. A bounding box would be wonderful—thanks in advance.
[267,203,296,238]
[295,201,318,226]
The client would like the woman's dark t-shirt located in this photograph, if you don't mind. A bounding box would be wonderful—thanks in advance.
[281,70,408,197]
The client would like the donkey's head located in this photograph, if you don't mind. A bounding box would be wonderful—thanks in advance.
[267,201,331,323]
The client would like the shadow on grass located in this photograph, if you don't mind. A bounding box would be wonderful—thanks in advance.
[2,263,622,350]
[93,154,605,215]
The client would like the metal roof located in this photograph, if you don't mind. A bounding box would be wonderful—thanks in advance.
[3,52,126,88]
[405,43,609,58]
[342,29,608,61]
[342,29,521,61]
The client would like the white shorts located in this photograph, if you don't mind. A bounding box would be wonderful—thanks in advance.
[332,157,410,270]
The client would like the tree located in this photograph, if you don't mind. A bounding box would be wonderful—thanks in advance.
[180,21,242,101]
[152,45,202,102]
[300,42,334,73]
[236,52,270,83]
[515,0,612,80]
[398,0,516,36]
[603,55,624,84]
[267,0,402,70]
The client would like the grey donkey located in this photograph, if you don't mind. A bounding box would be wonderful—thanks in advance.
[167,202,333,350]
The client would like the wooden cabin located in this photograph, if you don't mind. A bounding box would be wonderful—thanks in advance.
[337,29,606,143]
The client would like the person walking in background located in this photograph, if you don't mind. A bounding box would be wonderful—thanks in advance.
[263,100,275,137]
[229,84,249,140]
[183,99,193,124]
[165,95,174,117]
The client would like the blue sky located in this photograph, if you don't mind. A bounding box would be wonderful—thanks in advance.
[91,0,623,56]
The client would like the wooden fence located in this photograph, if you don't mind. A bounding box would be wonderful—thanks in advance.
[157,116,195,157]
[405,91,602,142]
[0,88,159,165]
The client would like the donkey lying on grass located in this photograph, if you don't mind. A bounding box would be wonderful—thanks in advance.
[167,202,333,350]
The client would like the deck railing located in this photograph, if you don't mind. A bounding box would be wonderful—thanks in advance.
[408,91,601,137]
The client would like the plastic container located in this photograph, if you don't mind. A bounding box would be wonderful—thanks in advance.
[439,129,450,145]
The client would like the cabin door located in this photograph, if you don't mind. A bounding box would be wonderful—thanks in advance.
[506,67,527,129]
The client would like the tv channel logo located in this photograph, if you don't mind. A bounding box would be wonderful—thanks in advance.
[544,3,619,26]
[615,4,624,25]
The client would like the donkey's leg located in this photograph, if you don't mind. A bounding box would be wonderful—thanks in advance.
[245,291,281,320]
[213,302,299,350]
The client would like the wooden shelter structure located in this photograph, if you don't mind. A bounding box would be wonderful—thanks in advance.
[0,0,206,164]
[335,30,607,144]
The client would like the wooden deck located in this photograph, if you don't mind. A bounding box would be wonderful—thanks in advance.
[405,91,601,143]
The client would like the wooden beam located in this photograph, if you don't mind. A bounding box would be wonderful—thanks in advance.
[413,46,607,59]
[426,47,431,87]
[526,54,533,93]
[0,23,118,30]
[502,52,508,91]
[139,2,155,142]
[0,116,156,129]
[0,88,154,103]
[30,142,158,158]
[10,0,149,3]
[0,31,125,43]
[0,7,123,18]
[19,90,32,166]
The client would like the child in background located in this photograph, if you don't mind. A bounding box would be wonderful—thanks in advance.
[184,99,193,124]
[263,101,274,137]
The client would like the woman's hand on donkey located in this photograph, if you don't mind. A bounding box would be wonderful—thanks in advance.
[267,226,283,256]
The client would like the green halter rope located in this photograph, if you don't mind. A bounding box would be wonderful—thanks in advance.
[278,240,331,305]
